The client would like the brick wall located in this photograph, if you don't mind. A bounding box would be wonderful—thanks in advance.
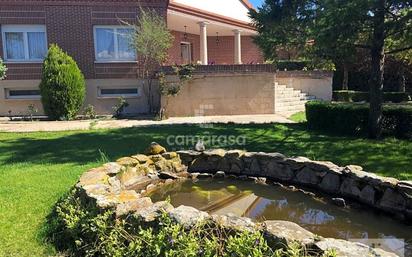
[168,33,264,65]
[167,30,200,65]
[0,0,168,80]
[0,0,264,80]
[208,36,264,64]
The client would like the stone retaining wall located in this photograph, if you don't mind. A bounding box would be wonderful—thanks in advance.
[178,149,412,222]
[77,144,405,257]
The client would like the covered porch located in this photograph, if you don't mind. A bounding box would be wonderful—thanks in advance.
[167,4,263,65]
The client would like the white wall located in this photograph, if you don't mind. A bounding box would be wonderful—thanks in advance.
[172,0,252,23]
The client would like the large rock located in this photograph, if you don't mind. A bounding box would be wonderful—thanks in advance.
[295,167,320,185]
[397,181,412,198]
[285,156,312,170]
[305,160,343,174]
[359,185,376,205]
[319,173,341,193]
[145,142,166,155]
[116,197,153,217]
[379,188,406,212]
[176,150,201,165]
[169,205,209,227]
[343,166,398,189]
[133,201,174,223]
[132,154,151,164]
[263,220,315,248]
[314,238,399,257]
[103,162,122,175]
[212,214,257,232]
[96,190,140,209]
[116,157,140,167]
[79,170,109,186]
[261,160,294,181]
[340,178,361,198]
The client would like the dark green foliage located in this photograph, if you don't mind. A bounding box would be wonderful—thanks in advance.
[306,101,412,138]
[0,58,7,80]
[112,97,130,118]
[333,91,370,102]
[383,92,411,103]
[39,44,85,120]
[276,60,308,71]
[47,188,286,257]
[333,91,411,103]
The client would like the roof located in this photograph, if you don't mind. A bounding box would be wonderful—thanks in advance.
[240,0,254,9]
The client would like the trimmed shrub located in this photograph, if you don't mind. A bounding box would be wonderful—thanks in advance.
[40,44,85,120]
[306,101,412,138]
[383,92,411,103]
[333,90,411,103]
[333,91,369,102]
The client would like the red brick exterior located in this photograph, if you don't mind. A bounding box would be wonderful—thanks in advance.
[168,33,263,65]
[0,0,168,80]
[0,0,264,80]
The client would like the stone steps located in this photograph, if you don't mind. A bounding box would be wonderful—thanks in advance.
[275,83,315,115]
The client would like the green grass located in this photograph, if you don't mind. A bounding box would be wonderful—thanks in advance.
[1,123,412,256]
[289,111,307,123]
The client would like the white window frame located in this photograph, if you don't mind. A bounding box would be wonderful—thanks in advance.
[97,86,140,98]
[93,25,136,62]
[5,88,41,100]
[1,25,47,63]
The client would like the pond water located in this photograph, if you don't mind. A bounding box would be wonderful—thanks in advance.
[149,179,412,256]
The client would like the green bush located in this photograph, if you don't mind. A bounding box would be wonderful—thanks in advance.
[306,101,412,138]
[383,92,411,103]
[333,91,411,103]
[0,58,7,80]
[333,91,370,102]
[39,44,85,120]
[47,188,311,257]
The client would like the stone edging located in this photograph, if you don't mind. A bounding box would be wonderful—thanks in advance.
[77,144,406,257]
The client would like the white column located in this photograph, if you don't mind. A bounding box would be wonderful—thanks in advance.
[198,22,209,65]
[233,29,242,64]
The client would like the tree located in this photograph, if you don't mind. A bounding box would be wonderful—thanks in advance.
[0,57,7,80]
[251,0,412,138]
[39,44,86,120]
[129,8,174,114]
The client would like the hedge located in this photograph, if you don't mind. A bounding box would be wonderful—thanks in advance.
[306,101,412,138]
[333,90,411,103]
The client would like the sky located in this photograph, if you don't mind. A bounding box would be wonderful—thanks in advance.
[249,0,264,7]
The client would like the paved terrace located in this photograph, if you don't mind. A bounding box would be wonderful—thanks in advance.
[0,114,294,132]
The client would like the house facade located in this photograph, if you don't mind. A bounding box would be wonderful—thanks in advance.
[0,0,264,116]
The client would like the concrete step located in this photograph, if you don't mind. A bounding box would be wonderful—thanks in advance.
[276,91,302,97]
[276,96,307,102]
[276,106,306,112]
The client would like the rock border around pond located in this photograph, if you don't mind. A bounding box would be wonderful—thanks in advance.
[77,144,408,257]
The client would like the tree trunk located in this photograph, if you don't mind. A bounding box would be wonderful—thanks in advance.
[399,65,406,92]
[368,0,386,139]
[342,62,349,90]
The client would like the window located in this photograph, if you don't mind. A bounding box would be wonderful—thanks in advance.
[98,87,139,97]
[5,88,41,99]
[94,26,136,61]
[2,25,47,62]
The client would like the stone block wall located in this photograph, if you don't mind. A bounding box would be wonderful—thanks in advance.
[75,145,410,257]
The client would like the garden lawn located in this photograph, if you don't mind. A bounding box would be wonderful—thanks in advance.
[1,123,412,256]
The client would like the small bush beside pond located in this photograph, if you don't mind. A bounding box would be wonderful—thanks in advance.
[333,90,411,103]
[306,101,412,138]
[48,188,314,257]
